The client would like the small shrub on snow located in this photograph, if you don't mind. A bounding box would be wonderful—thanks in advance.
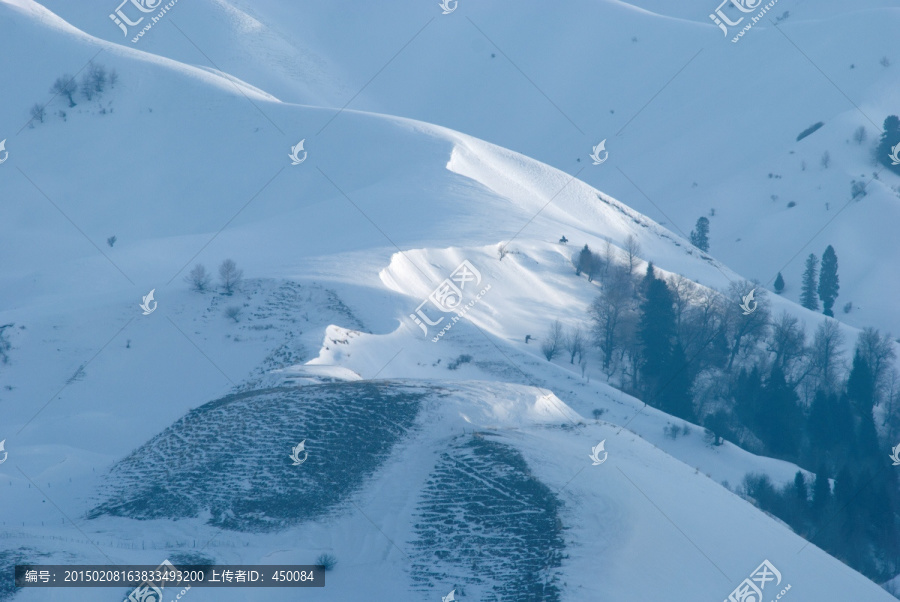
[448,354,473,370]
[317,553,337,571]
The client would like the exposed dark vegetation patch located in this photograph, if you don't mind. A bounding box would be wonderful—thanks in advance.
[410,434,566,601]
[90,382,428,532]
[796,121,824,141]
[0,548,43,601]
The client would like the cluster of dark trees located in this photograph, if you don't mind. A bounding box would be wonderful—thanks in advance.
[552,240,900,580]
[800,245,840,316]
[30,63,118,124]
[742,339,900,578]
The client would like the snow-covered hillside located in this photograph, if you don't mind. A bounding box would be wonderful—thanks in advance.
[34,0,900,336]
[1,0,899,600]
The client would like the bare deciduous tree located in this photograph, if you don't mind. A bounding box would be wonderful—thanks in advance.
[883,369,900,442]
[855,327,897,405]
[768,312,807,382]
[81,73,95,100]
[810,318,845,393]
[81,64,109,101]
[50,75,77,107]
[541,320,564,361]
[30,103,45,124]
[564,326,585,364]
[601,238,615,282]
[218,259,243,295]
[624,235,641,274]
[588,266,633,373]
[89,64,107,94]
[225,306,242,323]
[185,264,212,292]
[669,275,699,341]
[724,281,770,370]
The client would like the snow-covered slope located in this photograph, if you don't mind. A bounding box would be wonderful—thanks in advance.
[0,0,898,600]
[34,0,900,337]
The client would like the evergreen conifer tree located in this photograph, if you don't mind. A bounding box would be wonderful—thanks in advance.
[576,244,592,276]
[758,365,802,456]
[774,272,784,294]
[818,245,839,317]
[811,464,831,518]
[847,350,875,414]
[793,470,808,509]
[689,217,710,252]
[800,254,819,310]
[659,343,695,421]
[638,274,676,397]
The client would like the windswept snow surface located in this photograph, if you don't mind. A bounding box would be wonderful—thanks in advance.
[0,0,899,600]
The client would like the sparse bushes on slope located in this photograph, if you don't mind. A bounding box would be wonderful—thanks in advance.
[33,63,118,126]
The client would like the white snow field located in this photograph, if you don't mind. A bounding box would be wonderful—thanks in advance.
[0,0,898,600]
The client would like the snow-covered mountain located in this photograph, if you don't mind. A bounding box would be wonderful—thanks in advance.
[34,0,900,335]
[1,0,899,600]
